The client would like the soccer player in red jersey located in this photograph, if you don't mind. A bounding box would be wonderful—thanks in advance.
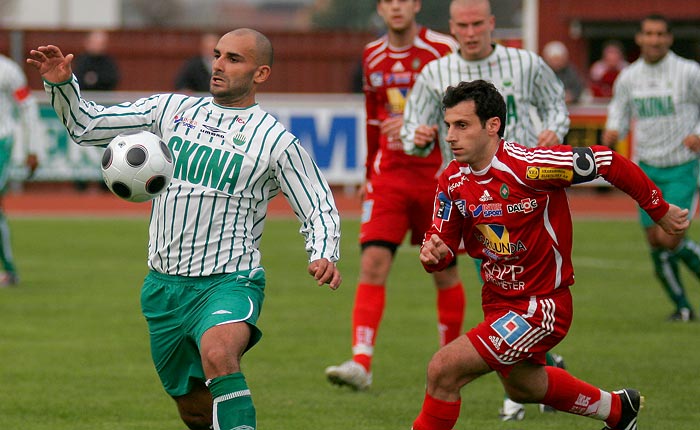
[411,80,689,430]
[325,0,464,391]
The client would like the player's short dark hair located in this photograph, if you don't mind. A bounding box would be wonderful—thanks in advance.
[442,80,506,137]
[640,13,671,33]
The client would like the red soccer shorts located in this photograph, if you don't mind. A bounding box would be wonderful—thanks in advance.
[467,287,573,377]
[360,178,435,246]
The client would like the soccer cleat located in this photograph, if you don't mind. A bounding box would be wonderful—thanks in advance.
[0,272,18,287]
[499,398,525,421]
[325,360,372,390]
[601,388,643,430]
[667,308,695,322]
[540,352,567,413]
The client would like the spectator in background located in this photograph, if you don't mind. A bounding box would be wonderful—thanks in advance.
[0,53,40,286]
[74,30,120,91]
[175,32,219,93]
[589,40,628,99]
[542,40,585,104]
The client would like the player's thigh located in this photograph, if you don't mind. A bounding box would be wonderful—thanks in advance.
[360,182,411,245]
[427,335,492,394]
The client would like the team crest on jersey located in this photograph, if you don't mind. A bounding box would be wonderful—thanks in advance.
[500,184,509,199]
[174,115,197,130]
[412,58,421,70]
[232,132,247,146]
[526,166,573,181]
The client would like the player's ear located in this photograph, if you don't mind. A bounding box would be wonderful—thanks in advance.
[486,117,500,135]
[253,65,271,84]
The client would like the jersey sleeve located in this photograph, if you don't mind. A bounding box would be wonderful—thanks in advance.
[8,63,41,153]
[604,70,632,139]
[276,139,341,263]
[421,165,464,272]
[592,145,670,221]
[401,65,442,157]
[44,75,162,146]
[533,57,570,141]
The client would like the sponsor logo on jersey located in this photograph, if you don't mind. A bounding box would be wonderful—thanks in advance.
[469,203,503,218]
[386,87,408,114]
[491,311,532,346]
[447,176,466,193]
[433,192,452,231]
[483,261,525,291]
[489,335,503,349]
[454,199,467,217]
[526,166,573,181]
[174,115,197,130]
[200,124,226,138]
[634,95,675,118]
[370,72,383,87]
[479,190,493,202]
[390,61,405,72]
[506,198,537,214]
[475,224,527,256]
[169,136,243,194]
[386,71,412,85]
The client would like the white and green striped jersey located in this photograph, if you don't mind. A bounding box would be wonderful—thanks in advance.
[606,51,700,167]
[45,76,341,277]
[401,44,569,162]
[0,54,38,146]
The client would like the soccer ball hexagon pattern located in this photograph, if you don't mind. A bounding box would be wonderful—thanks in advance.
[101,131,174,203]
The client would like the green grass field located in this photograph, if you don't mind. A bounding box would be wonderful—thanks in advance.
[1,216,698,429]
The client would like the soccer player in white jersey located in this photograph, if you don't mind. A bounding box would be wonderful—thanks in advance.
[27,29,341,430]
[0,54,39,287]
[400,0,569,421]
[603,14,700,323]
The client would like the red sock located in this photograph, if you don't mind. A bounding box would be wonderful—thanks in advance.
[436,282,465,346]
[351,283,385,371]
[606,392,622,428]
[542,366,612,420]
[412,392,461,430]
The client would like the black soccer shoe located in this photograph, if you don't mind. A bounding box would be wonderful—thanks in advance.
[601,388,643,430]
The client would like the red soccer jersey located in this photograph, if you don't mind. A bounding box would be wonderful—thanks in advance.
[363,27,457,184]
[425,142,669,301]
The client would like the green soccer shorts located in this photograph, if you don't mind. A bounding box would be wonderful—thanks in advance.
[141,267,266,396]
[0,136,14,193]
[639,160,699,229]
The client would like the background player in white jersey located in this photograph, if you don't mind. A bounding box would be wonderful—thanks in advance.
[603,14,700,323]
[400,0,568,420]
[27,29,341,430]
[324,0,464,392]
[411,79,688,430]
[0,53,39,287]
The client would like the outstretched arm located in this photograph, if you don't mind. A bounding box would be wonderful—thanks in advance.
[26,45,74,83]
[656,204,690,237]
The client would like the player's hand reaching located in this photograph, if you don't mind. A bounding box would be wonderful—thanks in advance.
[420,234,451,265]
[657,203,690,236]
[414,124,438,149]
[536,130,560,147]
[308,258,342,290]
[26,45,74,84]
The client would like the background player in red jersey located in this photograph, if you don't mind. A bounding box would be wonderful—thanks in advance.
[325,0,464,391]
[410,80,689,430]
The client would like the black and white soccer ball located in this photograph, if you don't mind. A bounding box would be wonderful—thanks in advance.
[101,131,174,203]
